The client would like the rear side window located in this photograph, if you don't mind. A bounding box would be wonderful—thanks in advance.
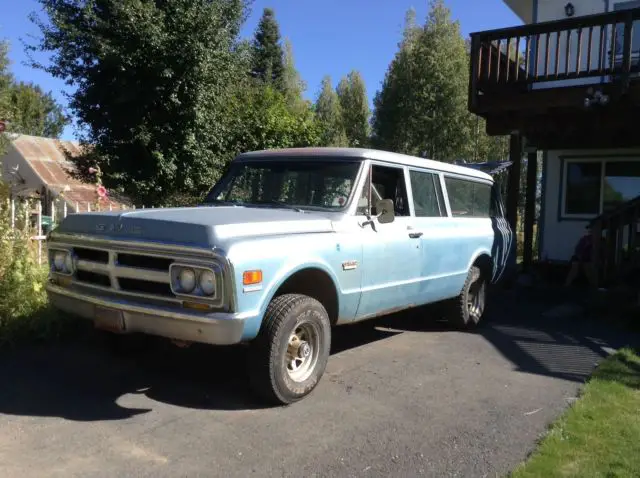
[444,177,492,218]
[409,170,445,217]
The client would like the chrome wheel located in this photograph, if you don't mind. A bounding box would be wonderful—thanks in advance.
[286,321,320,383]
[467,277,486,321]
[249,294,331,405]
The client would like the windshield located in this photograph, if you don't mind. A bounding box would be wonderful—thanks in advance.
[204,159,362,211]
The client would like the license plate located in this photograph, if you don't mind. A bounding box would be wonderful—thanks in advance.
[94,306,125,333]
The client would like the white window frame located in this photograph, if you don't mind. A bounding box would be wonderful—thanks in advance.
[560,156,640,220]
[442,173,494,219]
[407,167,449,218]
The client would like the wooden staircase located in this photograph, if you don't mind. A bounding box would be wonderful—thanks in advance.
[591,195,640,287]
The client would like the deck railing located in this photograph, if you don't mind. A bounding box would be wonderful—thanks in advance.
[590,195,640,286]
[469,8,640,109]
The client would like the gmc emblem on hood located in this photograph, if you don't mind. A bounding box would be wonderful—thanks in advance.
[96,223,142,235]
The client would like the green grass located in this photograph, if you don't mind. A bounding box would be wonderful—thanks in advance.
[511,348,640,478]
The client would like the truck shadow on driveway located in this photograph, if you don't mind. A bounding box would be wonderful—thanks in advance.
[0,285,638,420]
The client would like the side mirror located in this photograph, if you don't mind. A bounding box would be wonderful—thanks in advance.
[376,199,395,224]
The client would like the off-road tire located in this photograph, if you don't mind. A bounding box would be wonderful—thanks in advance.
[248,294,331,405]
[445,265,487,329]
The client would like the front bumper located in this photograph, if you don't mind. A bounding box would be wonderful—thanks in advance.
[46,282,246,345]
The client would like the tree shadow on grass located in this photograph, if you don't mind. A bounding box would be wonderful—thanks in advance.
[593,348,640,390]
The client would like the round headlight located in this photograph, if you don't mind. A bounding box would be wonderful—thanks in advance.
[53,251,66,271]
[64,253,74,273]
[178,268,196,293]
[199,270,216,296]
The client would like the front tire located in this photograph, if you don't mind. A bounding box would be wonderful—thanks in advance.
[248,294,331,405]
[446,265,487,329]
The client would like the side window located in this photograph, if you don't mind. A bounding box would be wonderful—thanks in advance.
[444,177,492,218]
[357,164,410,216]
[473,183,492,218]
[409,170,445,217]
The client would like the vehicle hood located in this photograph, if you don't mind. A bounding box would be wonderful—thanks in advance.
[53,206,336,248]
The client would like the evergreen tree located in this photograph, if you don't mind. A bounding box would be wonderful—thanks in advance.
[251,8,285,91]
[314,76,348,147]
[372,1,471,161]
[281,38,308,114]
[336,70,370,147]
[0,41,11,154]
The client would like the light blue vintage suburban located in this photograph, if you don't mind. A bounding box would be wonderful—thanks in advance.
[46,148,515,404]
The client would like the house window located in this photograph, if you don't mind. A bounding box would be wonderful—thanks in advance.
[564,162,602,215]
[603,161,640,211]
[563,159,640,217]
[444,177,492,218]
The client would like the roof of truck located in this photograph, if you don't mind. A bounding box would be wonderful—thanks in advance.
[236,147,493,181]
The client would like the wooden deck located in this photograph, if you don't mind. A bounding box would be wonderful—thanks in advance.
[469,8,640,148]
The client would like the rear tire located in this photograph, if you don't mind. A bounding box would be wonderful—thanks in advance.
[248,294,331,405]
[445,265,487,329]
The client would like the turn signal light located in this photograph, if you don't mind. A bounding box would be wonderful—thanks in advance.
[183,301,213,311]
[243,270,263,285]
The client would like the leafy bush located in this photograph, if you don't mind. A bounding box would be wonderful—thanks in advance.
[0,184,68,346]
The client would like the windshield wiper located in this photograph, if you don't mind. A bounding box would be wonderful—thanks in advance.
[203,199,247,207]
[257,200,305,213]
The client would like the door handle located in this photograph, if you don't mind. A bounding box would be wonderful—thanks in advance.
[409,232,423,239]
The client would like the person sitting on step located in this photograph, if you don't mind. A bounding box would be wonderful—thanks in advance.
[564,224,598,288]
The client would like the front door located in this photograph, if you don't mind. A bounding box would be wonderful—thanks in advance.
[406,168,462,303]
[355,163,422,319]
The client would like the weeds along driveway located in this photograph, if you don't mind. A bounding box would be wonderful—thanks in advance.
[0,285,638,478]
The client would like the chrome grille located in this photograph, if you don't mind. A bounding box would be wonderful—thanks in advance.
[47,234,233,312]
[72,248,175,298]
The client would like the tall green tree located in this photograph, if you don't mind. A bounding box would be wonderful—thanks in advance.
[8,82,67,138]
[370,8,421,154]
[0,41,66,145]
[336,70,370,147]
[372,1,471,161]
[27,0,248,206]
[230,84,320,153]
[282,38,308,114]
[314,76,348,147]
[251,8,285,91]
[0,41,11,154]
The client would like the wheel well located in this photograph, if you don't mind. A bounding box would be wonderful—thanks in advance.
[473,254,493,280]
[274,268,339,325]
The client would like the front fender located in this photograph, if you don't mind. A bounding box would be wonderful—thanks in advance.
[258,257,341,318]
[234,253,343,342]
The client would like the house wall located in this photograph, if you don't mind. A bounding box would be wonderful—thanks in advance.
[540,147,640,261]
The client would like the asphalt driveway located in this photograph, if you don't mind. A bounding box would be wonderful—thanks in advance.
[1,285,637,478]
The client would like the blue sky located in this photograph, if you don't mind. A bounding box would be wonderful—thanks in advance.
[1,0,521,140]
